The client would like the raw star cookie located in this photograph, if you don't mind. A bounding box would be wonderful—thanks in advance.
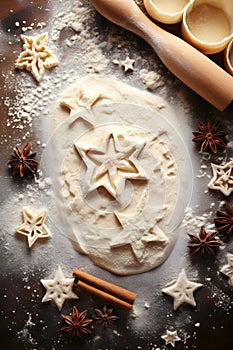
[16,207,50,248]
[41,266,78,310]
[162,269,203,310]
[15,32,58,82]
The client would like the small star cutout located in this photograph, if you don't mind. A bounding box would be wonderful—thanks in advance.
[41,266,78,311]
[161,330,181,347]
[162,269,203,310]
[16,207,50,248]
[220,253,233,287]
[208,160,233,196]
[15,32,58,82]
[120,56,135,72]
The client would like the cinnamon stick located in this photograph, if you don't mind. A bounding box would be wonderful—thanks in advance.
[73,269,136,305]
[76,280,133,310]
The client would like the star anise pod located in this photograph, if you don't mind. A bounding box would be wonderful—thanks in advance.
[8,143,39,177]
[187,226,221,256]
[214,201,233,240]
[192,120,227,154]
[93,305,119,329]
[61,306,93,338]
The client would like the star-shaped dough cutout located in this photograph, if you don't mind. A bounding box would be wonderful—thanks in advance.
[162,269,203,310]
[16,207,51,248]
[15,32,58,82]
[161,330,181,347]
[41,266,78,311]
[61,89,109,119]
[208,160,233,196]
[111,213,168,262]
[74,132,147,200]
[220,253,233,287]
[120,56,135,72]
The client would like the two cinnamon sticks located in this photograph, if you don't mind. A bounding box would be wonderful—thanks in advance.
[73,269,136,309]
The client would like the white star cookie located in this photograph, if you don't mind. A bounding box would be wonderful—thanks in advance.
[161,330,181,347]
[41,266,78,310]
[120,56,135,72]
[208,160,233,196]
[220,253,233,287]
[162,269,203,310]
[16,207,50,248]
[15,32,58,82]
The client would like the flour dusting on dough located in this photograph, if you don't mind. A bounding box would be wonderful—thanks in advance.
[51,76,192,275]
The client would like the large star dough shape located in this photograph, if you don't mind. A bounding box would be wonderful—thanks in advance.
[16,207,50,248]
[74,132,147,200]
[15,32,58,82]
[41,266,78,310]
[220,253,233,287]
[162,269,203,310]
[208,160,233,196]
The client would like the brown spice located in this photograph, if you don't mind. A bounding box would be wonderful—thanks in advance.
[192,120,227,154]
[8,143,39,177]
[73,269,136,309]
[61,306,93,338]
[215,201,233,240]
[187,225,221,256]
[93,305,119,329]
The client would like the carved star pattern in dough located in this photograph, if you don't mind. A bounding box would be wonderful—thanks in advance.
[41,266,78,311]
[15,32,58,82]
[220,253,233,287]
[162,269,203,310]
[161,330,181,347]
[111,208,168,262]
[121,57,135,72]
[61,89,108,119]
[74,133,147,199]
[208,160,233,196]
[16,207,50,248]
[133,229,166,261]
[111,214,168,262]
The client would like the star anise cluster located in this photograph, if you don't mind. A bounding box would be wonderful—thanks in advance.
[8,143,39,177]
[61,305,119,338]
[93,305,119,329]
[187,226,221,256]
[192,120,227,154]
[214,202,233,240]
[61,306,93,338]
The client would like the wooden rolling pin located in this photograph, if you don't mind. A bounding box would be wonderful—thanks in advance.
[90,0,233,111]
